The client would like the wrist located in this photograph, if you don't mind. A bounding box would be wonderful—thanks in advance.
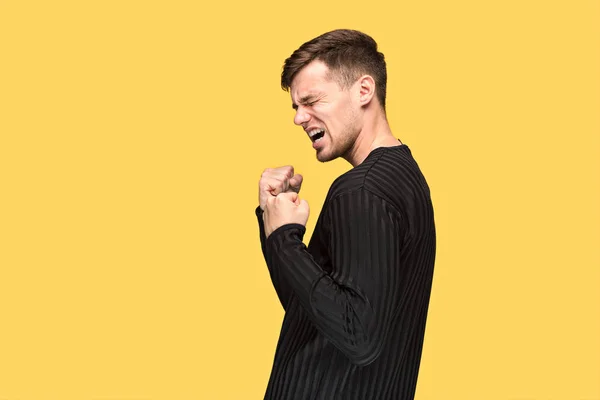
[266,223,306,243]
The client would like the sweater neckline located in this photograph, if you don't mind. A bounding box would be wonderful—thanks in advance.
[364,142,408,160]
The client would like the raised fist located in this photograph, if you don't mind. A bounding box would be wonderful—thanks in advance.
[259,165,303,210]
[263,192,310,238]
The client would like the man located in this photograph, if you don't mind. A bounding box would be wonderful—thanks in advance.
[255,29,436,400]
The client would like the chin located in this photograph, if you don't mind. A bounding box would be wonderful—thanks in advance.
[316,150,338,163]
[315,140,346,162]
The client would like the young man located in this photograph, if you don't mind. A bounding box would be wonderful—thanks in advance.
[255,29,436,399]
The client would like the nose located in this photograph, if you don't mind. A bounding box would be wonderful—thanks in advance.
[294,106,310,126]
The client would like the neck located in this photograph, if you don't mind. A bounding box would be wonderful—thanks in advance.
[343,111,402,167]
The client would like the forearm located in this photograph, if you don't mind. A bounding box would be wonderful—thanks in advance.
[266,224,386,366]
[256,206,293,311]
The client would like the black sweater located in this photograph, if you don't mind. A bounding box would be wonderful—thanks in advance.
[256,144,436,400]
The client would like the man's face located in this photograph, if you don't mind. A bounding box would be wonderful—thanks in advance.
[290,60,361,162]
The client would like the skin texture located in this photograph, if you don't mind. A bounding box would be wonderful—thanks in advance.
[258,165,303,211]
[258,166,307,237]
[261,60,401,237]
[290,61,362,163]
[263,191,309,238]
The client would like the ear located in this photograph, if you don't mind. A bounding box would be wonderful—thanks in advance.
[357,75,376,106]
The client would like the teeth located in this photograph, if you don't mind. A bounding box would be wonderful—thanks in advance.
[308,129,324,138]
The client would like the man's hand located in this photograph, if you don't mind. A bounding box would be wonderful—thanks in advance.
[263,192,310,238]
[259,165,303,210]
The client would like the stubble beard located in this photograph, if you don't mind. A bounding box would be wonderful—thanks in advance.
[316,132,357,163]
[316,102,361,163]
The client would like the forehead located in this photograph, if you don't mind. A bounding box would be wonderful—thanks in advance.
[290,60,334,99]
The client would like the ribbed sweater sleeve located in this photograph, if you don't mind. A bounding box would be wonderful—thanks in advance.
[256,206,294,311]
[264,188,405,366]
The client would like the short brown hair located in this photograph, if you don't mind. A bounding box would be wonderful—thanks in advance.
[281,29,388,109]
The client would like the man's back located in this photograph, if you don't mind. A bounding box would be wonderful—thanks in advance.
[258,144,436,399]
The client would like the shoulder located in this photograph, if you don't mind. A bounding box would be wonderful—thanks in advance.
[320,144,435,238]
[326,144,431,206]
[364,145,432,199]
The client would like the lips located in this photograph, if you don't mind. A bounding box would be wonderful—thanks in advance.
[307,128,325,143]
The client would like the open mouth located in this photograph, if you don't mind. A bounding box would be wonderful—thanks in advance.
[309,129,325,143]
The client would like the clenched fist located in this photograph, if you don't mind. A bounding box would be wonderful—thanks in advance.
[259,165,303,211]
[263,192,310,238]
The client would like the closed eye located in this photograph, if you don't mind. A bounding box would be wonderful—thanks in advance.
[292,100,317,111]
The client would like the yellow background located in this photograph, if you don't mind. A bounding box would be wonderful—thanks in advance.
[1,0,598,399]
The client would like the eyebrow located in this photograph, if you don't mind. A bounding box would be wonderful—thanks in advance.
[292,94,318,110]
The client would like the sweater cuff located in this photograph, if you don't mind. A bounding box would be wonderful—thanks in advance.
[266,223,306,247]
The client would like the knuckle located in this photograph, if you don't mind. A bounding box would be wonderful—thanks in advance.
[279,165,293,176]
